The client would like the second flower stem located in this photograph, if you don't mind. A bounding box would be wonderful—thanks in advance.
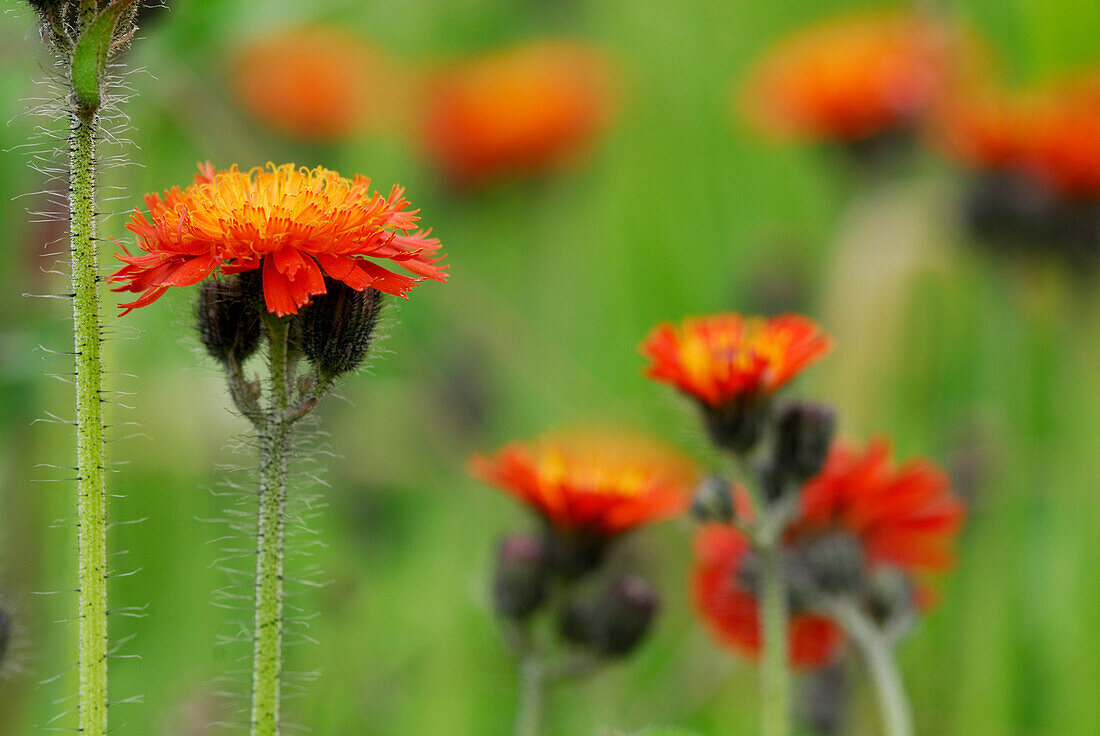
[512,656,546,736]
[828,598,914,736]
[251,317,292,736]
[758,542,791,736]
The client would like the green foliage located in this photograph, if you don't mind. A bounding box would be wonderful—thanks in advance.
[2,1,1100,736]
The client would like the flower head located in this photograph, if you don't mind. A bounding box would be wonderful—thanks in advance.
[231,27,391,142]
[421,41,614,185]
[469,430,696,537]
[940,71,1100,198]
[108,163,446,317]
[692,439,964,668]
[641,313,832,408]
[742,11,951,141]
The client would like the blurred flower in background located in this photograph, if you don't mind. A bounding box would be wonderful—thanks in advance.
[470,431,698,727]
[470,430,694,545]
[641,313,832,452]
[740,9,973,171]
[420,41,615,187]
[692,439,965,667]
[230,26,399,142]
[741,10,953,143]
[939,68,1100,265]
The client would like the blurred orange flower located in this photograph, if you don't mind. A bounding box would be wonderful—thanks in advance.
[742,11,952,141]
[693,525,843,668]
[109,163,446,317]
[421,41,614,185]
[641,313,832,409]
[231,27,392,141]
[692,439,965,668]
[940,71,1100,197]
[469,431,696,537]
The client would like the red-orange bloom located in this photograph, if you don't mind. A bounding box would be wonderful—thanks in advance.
[939,71,1100,197]
[469,431,697,537]
[421,41,614,185]
[231,27,392,142]
[693,527,843,668]
[641,314,832,408]
[692,439,964,668]
[742,11,952,141]
[108,163,446,317]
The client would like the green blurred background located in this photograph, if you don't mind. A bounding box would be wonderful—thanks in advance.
[2,0,1100,734]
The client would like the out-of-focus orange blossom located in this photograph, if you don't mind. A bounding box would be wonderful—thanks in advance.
[420,41,615,186]
[231,27,400,142]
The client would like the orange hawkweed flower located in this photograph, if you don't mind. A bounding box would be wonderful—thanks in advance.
[108,163,446,317]
[742,11,951,141]
[231,27,390,142]
[641,313,832,409]
[469,431,696,537]
[421,41,614,185]
[940,71,1100,198]
[692,439,965,668]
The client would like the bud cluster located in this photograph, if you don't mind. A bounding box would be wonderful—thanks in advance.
[195,276,385,423]
[491,526,662,663]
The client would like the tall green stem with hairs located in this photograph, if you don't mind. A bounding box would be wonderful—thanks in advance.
[251,316,292,736]
[70,102,108,736]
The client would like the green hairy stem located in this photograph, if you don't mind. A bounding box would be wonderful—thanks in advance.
[70,104,108,736]
[250,316,292,736]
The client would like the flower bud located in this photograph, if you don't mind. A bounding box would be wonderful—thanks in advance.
[196,277,262,366]
[560,574,660,658]
[866,567,915,629]
[492,533,549,620]
[700,394,772,454]
[773,401,836,483]
[690,475,735,524]
[299,281,383,378]
[799,532,865,599]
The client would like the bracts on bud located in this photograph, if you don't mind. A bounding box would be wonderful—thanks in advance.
[196,277,262,366]
[493,534,550,620]
[300,281,383,378]
[559,574,660,658]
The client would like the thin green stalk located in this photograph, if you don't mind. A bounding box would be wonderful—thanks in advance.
[758,543,791,736]
[251,316,291,736]
[70,105,108,736]
[828,599,914,736]
[513,656,546,736]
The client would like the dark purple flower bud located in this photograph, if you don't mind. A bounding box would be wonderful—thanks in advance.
[492,533,550,620]
[196,276,262,366]
[773,401,836,483]
[299,281,383,378]
[560,574,660,658]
